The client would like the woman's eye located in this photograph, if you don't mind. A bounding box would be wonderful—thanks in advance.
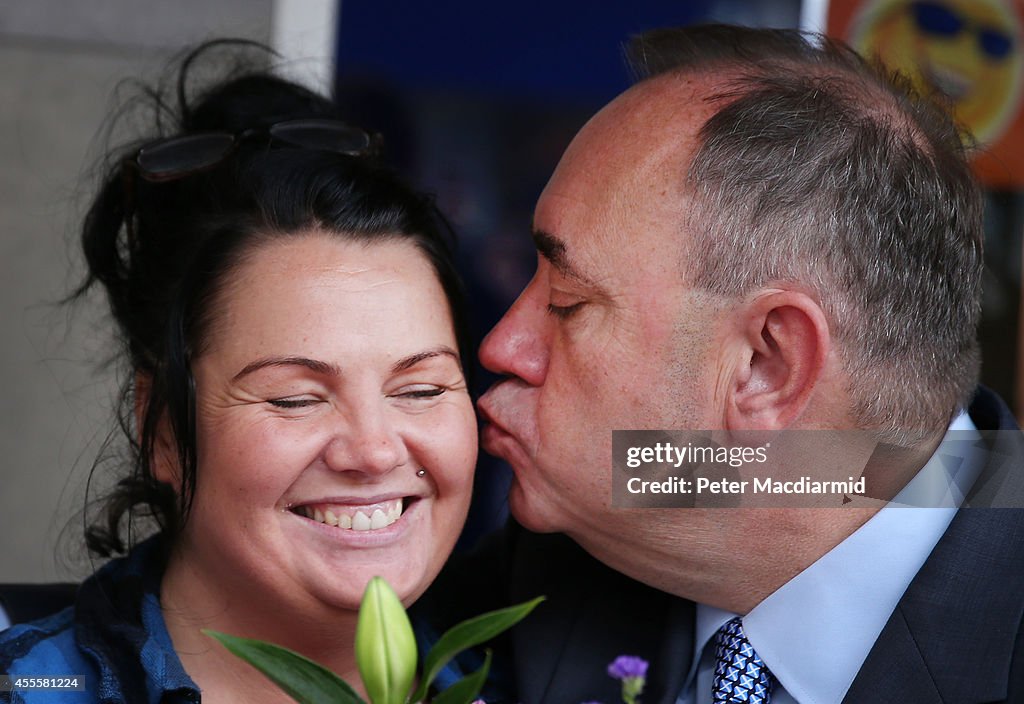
[394,386,446,400]
[547,302,584,320]
[268,398,320,409]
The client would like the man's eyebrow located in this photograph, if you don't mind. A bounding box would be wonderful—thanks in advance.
[232,356,341,382]
[391,346,461,374]
[532,229,595,285]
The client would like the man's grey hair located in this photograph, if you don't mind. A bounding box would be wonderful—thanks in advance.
[627,25,984,445]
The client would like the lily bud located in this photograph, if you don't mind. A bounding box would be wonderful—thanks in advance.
[356,576,417,704]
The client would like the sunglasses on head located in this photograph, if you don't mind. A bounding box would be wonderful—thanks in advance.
[126,118,382,182]
[910,1,1015,60]
[121,118,381,244]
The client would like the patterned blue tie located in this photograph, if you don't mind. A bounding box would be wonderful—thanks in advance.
[711,617,775,703]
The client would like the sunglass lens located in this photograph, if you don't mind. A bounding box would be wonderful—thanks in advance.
[980,28,1014,59]
[911,1,964,37]
[136,134,235,181]
[270,119,373,155]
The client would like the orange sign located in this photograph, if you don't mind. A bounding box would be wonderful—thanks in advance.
[828,0,1024,188]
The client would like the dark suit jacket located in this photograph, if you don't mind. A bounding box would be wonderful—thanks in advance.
[844,387,1024,703]
[426,387,1024,703]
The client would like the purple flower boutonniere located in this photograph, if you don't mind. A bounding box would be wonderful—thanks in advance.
[585,655,648,704]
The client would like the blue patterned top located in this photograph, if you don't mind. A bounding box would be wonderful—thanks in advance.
[0,538,497,704]
[0,538,195,704]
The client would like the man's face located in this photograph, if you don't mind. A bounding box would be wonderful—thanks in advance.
[478,77,729,559]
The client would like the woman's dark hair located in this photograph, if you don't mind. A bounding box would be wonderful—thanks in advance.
[79,41,469,557]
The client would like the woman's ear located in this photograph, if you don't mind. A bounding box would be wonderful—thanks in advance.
[725,289,830,430]
[134,371,181,490]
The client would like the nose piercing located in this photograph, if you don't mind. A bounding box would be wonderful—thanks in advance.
[416,469,426,477]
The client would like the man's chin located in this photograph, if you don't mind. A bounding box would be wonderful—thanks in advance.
[507,480,560,534]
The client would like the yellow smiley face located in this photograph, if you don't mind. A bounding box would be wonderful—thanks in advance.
[851,0,1023,145]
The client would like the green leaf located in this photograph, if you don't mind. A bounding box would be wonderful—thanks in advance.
[410,596,544,703]
[355,577,418,704]
[204,630,367,704]
[429,650,491,704]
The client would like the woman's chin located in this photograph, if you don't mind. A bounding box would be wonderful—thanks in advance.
[306,565,432,615]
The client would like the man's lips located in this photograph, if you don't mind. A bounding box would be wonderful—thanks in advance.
[476,392,498,427]
[481,419,511,450]
[477,383,511,436]
[477,383,523,462]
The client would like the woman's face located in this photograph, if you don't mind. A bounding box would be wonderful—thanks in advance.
[176,233,476,614]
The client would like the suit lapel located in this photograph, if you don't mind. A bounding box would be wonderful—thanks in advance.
[844,606,943,703]
[847,388,1024,703]
[510,532,595,703]
[846,507,1024,703]
[511,532,694,703]
[650,597,695,704]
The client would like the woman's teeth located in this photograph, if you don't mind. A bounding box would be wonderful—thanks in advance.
[295,498,404,531]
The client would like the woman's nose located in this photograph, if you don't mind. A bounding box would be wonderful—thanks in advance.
[323,404,409,476]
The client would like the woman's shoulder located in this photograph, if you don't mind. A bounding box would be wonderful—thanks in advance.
[0,607,80,667]
[0,608,100,703]
[0,539,188,704]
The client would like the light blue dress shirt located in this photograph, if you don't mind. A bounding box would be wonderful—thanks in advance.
[676,411,983,704]
[0,604,9,632]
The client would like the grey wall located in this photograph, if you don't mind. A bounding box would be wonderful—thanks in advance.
[0,0,273,582]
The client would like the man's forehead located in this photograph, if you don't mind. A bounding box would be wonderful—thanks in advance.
[529,73,728,287]
[609,71,722,131]
[535,72,723,247]
[546,72,724,202]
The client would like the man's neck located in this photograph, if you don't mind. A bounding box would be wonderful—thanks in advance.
[578,428,948,614]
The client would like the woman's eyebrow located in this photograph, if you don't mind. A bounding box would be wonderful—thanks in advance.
[232,356,342,381]
[232,348,459,381]
[391,346,460,374]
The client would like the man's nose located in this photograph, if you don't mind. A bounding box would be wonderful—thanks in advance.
[323,404,408,476]
[479,278,550,387]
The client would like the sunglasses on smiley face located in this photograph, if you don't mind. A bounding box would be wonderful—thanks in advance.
[910,0,1016,61]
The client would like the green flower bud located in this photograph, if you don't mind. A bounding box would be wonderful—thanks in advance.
[356,576,417,704]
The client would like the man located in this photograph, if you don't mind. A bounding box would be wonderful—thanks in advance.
[468,24,1024,704]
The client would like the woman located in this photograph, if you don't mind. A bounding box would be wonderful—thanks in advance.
[0,43,478,703]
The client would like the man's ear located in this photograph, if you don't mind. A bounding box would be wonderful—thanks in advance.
[134,371,181,490]
[725,289,830,430]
